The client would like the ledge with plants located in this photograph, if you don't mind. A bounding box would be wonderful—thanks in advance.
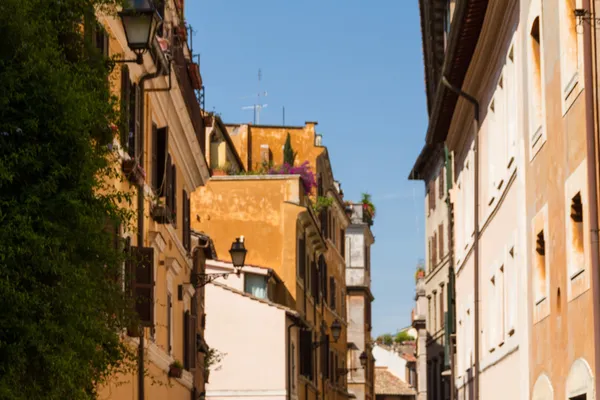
[361,193,376,226]
[204,347,226,383]
[169,360,184,379]
[312,195,334,214]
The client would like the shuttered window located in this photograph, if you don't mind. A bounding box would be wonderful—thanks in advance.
[439,168,445,199]
[319,256,328,302]
[152,126,169,196]
[329,277,336,311]
[183,190,191,251]
[298,236,306,281]
[311,260,319,301]
[129,84,138,158]
[439,223,444,260]
[127,246,155,327]
[120,66,131,150]
[299,330,314,380]
[340,229,345,259]
[171,164,177,224]
[320,334,330,380]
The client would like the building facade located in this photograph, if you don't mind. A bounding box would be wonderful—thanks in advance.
[191,122,353,400]
[409,142,451,400]
[345,203,376,400]
[97,0,213,399]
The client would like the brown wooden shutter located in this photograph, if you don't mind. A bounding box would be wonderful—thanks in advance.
[129,246,155,327]
[340,229,345,259]
[151,123,159,190]
[171,164,177,224]
[439,223,444,259]
[120,66,131,148]
[298,236,306,280]
[432,231,438,266]
[439,168,445,199]
[189,313,197,370]
[329,277,336,310]
[182,190,190,251]
[184,311,190,369]
[311,260,318,301]
[428,238,432,271]
[440,286,445,328]
[156,127,168,197]
[128,83,138,158]
[165,154,173,220]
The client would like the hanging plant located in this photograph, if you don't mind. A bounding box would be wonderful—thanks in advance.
[361,192,376,225]
[311,196,334,214]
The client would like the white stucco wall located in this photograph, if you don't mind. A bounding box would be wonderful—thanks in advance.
[205,283,288,400]
[372,345,409,383]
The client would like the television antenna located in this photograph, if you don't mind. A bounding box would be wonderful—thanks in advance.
[242,69,268,124]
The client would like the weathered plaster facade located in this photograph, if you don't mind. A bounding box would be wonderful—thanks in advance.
[97,1,212,399]
[345,204,376,400]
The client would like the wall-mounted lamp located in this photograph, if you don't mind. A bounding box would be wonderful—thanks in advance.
[191,237,247,288]
[574,8,600,25]
[116,0,161,64]
[337,351,368,376]
[313,319,342,349]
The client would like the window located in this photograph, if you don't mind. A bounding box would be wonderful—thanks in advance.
[182,190,191,251]
[560,0,580,98]
[433,290,438,331]
[439,167,445,199]
[440,285,445,329]
[120,66,138,159]
[505,45,517,167]
[329,277,337,310]
[152,126,169,196]
[439,223,444,260]
[428,180,436,211]
[340,229,345,259]
[529,16,544,148]
[245,273,269,299]
[299,330,314,380]
[183,310,197,371]
[432,230,438,266]
[310,260,319,302]
[428,238,433,272]
[165,156,177,224]
[535,230,547,304]
[298,235,306,280]
[569,192,584,276]
[126,246,155,328]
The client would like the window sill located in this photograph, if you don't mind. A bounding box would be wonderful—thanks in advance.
[570,268,585,281]
[529,126,545,162]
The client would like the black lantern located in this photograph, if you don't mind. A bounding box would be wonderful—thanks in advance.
[119,0,161,63]
[359,351,368,368]
[330,319,342,342]
[229,236,247,270]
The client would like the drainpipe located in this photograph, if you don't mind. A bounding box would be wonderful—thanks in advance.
[581,0,600,397]
[444,145,456,400]
[136,65,163,400]
[287,319,301,400]
[441,76,480,400]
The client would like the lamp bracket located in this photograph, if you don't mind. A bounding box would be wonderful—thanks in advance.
[575,9,600,25]
[189,270,240,288]
[112,52,144,65]
[337,367,362,377]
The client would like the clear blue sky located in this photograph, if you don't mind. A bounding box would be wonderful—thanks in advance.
[187,0,427,337]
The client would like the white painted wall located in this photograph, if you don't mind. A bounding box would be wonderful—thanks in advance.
[372,345,408,383]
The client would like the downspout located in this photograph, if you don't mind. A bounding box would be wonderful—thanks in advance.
[287,319,301,400]
[136,64,164,400]
[444,145,456,400]
[581,1,600,398]
[441,76,480,400]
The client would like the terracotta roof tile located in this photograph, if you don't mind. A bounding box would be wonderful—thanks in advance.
[375,367,416,396]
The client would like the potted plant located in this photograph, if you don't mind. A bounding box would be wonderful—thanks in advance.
[311,196,334,214]
[151,202,171,224]
[169,360,184,378]
[415,267,426,281]
[204,347,225,384]
[344,201,354,217]
[212,161,232,177]
[122,159,146,186]
[361,193,376,225]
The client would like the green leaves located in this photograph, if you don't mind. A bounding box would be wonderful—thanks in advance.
[0,0,136,398]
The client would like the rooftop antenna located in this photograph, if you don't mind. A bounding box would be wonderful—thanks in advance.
[241,68,268,124]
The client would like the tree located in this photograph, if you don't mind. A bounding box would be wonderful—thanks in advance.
[0,0,136,398]
[394,331,413,344]
[376,334,394,346]
[283,133,297,165]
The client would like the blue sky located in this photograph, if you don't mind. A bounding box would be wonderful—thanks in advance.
[187,0,427,336]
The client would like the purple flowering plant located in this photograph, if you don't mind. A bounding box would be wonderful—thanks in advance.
[268,161,316,194]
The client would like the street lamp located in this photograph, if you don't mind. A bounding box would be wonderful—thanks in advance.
[190,237,248,288]
[330,319,342,342]
[229,236,247,272]
[118,0,161,64]
[359,351,368,368]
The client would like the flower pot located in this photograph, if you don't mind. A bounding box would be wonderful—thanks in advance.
[151,205,171,224]
[212,170,228,176]
[203,115,213,127]
[187,62,202,90]
[169,365,183,379]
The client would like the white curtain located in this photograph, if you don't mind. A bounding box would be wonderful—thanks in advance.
[245,274,267,299]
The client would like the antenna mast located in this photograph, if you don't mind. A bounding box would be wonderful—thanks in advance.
[241,68,268,124]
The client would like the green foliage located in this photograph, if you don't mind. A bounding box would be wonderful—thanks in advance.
[311,196,334,214]
[283,133,297,165]
[376,334,394,346]
[204,348,226,371]
[171,360,184,369]
[394,331,413,344]
[0,0,138,398]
